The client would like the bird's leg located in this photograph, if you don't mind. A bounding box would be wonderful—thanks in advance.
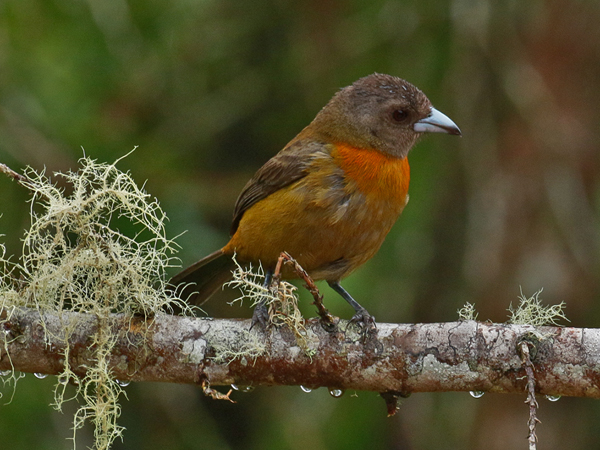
[250,269,273,330]
[327,281,376,333]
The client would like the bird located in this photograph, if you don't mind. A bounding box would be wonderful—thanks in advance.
[171,73,461,329]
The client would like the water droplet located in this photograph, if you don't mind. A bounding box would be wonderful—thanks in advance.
[0,370,11,377]
[329,388,345,398]
[231,384,254,393]
[116,379,130,387]
[469,390,485,399]
[300,385,312,393]
[58,374,69,385]
[34,372,48,379]
[545,395,561,402]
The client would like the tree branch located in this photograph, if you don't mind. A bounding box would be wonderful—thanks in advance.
[1,307,598,400]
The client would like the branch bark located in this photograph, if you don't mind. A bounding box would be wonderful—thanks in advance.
[1,307,599,399]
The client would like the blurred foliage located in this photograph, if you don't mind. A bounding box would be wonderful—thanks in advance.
[0,0,599,449]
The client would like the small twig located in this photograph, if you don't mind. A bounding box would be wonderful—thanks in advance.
[519,341,540,450]
[0,162,28,184]
[380,391,403,417]
[201,379,236,403]
[273,252,336,329]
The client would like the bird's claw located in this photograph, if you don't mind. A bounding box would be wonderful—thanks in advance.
[350,309,377,337]
[250,303,269,330]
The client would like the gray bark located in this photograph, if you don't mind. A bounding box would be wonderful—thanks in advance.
[1,307,599,398]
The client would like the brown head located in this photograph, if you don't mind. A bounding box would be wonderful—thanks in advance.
[308,73,461,159]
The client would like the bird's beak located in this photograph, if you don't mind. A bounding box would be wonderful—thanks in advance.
[414,107,461,136]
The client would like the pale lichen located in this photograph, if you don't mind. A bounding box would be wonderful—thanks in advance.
[508,288,568,327]
[0,150,188,449]
[457,302,479,321]
[225,257,312,359]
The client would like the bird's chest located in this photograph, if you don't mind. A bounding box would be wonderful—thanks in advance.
[227,144,411,279]
[282,144,410,278]
[320,144,410,225]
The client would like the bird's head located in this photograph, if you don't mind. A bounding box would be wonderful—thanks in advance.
[312,73,461,159]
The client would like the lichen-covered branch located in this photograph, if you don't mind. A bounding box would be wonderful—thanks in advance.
[1,307,599,398]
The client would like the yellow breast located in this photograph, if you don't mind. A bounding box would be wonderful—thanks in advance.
[225,143,410,280]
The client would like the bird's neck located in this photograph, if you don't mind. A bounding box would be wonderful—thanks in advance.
[331,142,410,202]
[298,116,378,152]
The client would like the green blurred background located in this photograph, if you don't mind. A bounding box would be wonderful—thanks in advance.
[0,0,599,449]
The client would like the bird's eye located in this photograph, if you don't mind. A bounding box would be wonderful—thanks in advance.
[392,109,408,122]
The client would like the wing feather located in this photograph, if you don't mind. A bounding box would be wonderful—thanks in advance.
[230,139,328,234]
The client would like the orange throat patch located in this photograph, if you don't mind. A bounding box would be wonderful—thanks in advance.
[331,142,410,204]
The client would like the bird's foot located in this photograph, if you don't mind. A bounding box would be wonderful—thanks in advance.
[350,308,377,338]
[250,303,269,330]
[320,317,338,333]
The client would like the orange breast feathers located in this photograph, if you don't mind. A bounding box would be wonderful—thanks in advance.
[225,143,410,280]
[332,143,410,205]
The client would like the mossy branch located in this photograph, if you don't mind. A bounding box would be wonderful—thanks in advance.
[1,307,599,400]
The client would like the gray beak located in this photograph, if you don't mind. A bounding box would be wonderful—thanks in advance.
[414,107,461,136]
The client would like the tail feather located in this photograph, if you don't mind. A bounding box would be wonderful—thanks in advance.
[171,249,236,305]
